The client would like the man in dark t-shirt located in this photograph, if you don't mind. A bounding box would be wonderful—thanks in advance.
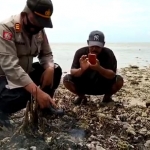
[63,30,123,105]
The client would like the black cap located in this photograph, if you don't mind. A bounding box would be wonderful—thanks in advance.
[88,30,105,47]
[27,0,53,28]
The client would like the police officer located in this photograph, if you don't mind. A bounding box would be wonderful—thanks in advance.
[0,0,62,118]
[63,30,123,105]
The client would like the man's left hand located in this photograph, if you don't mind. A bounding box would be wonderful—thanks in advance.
[89,59,100,71]
[40,67,54,89]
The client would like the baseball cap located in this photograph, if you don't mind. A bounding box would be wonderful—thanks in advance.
[27,0,53,28]
[88,30,105,47]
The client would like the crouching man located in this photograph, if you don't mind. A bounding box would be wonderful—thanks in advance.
[0,0,63,127]
[63,30,123,105]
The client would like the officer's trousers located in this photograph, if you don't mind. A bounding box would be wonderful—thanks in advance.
[0,62,62,114]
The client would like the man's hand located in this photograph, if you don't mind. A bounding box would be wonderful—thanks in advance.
[40,67,54,89]
[34,88,56,109]
[79,55,90,71]
[89,59,100,71]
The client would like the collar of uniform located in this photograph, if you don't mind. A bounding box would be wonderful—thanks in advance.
[13,14,22,33]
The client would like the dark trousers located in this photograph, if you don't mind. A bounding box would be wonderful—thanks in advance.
[63,73,117,95]
[0,62,62,114]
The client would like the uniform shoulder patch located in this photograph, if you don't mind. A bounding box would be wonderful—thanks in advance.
[2,31,12,41]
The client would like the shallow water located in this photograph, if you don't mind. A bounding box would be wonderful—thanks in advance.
[34,42,150,72]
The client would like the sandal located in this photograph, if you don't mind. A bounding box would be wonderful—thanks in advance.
[102,96,114,103]
[73,97,87,105]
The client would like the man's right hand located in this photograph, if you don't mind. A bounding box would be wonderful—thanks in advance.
[79,55,89,71]
[34,89,56,109]
[25,83,56,109]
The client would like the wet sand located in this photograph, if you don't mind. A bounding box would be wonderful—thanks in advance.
[0,65,150,150]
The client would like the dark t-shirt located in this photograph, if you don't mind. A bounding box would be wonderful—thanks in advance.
[70,46,117,88]
[71,46,117,73]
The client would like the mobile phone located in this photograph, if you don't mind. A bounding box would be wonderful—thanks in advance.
[88,53,96,65]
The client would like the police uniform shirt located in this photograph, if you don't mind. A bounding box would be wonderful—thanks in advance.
[0,14,54,89]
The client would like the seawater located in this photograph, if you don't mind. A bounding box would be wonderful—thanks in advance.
[34,43,150,72]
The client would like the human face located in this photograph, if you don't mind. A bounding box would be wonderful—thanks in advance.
[89,46,102,56]
[23,12,43,35]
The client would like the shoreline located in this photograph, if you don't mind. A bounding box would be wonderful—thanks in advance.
[62,64,150,107]
[114,65,150,107]
[62,64,150,74]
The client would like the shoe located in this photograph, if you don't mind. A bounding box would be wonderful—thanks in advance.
[101,97,123,107]
[42,106,64,117]
[49,106,64,117]
[146,101,150,108]
[73,97,87,105]
[102,96,114,103]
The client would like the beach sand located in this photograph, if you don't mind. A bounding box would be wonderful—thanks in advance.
[0,65,150,150]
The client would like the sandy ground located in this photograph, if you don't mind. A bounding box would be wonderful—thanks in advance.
[0,65,150,150]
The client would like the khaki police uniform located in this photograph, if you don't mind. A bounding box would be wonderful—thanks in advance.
[0,14,54,89]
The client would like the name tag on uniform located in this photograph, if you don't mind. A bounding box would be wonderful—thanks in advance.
[15,41,25,45]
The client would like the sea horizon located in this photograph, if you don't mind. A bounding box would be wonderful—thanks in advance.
[34,42,150,72]
[49,42,150,44]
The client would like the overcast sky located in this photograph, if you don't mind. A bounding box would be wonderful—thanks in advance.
[0,0,150,43]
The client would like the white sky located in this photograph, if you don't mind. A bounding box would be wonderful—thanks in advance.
[0,0,150,43]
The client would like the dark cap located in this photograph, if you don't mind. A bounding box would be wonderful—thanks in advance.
[27,0,53,28]
[88,30,105,47]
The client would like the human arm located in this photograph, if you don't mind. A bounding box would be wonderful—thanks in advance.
[96,64,116,79]
[37,30,55,88]
[71,68,84,77]
[70,50,89,77]
[89,51,117,79]
[70,50,82,77]
[0,26,55,108]
[0,27,34,89]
